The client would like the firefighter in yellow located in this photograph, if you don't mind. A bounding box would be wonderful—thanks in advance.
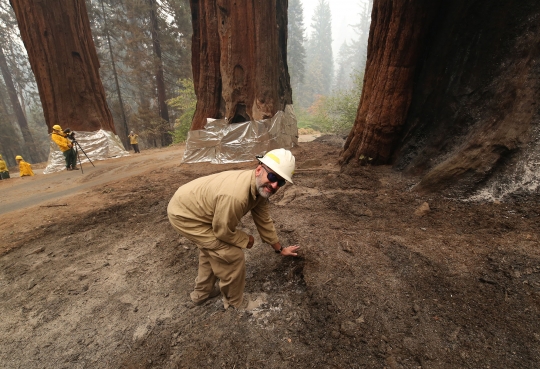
[51,125,78,170]
[128,131,140,153]
[15,155,34,177]
[0,154,10,179]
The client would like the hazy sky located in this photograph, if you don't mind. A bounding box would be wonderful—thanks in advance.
[302,0,371,57]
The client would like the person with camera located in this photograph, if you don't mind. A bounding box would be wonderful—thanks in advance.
[51,125,79,171]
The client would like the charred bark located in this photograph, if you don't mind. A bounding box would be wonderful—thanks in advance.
[341,0,540,197]
[189,0,292,130]
[394,0,540,195]
[339,0,437,166]
[10,0,115,133]
[0,46,42,162]
[148,0,171,146]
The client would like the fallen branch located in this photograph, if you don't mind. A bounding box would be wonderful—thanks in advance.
[40,204,68,207]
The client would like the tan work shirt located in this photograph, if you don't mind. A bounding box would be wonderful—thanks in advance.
[167,169,279,248]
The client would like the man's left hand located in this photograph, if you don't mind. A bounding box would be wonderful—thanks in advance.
[246,235,255,249]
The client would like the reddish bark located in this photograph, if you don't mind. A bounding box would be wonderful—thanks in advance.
[10,0,115,133]
[341,0,540,196]
[339,0,436,165]
[189,0,292,130]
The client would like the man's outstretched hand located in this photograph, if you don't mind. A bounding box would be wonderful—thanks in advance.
[282,245,300,256]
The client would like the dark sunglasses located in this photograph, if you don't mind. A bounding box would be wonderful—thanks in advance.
[261,164,286,187]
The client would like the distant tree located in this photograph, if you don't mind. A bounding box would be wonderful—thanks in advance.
[287,0,306,100]
[297,0,333,108]
[334,1,372,92]
[148,0,171,146]
[167,78,196,143]
[0,2,48,162]
[334,41,355,91]
[349,0,373,74]
[309,0,333,95]
[97,0,130,147]
[87,0,192,147]
[11,0,116,134]
[0,79,24,167]
[0,46,41,163]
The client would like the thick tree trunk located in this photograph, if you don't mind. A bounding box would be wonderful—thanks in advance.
[148,0,172,146]
[339,0,436,165]
[341,0,540,198]
[0,46,42,163]
[189,0,292,130]
[10,0,116,133]
[393,0,540,196]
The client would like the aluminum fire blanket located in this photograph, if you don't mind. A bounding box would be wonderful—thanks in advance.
[182,105,298,164]
[43,129,130,174]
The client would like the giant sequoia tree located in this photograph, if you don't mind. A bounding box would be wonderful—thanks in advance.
[10,0,115,133]
[189,0,292,129]
[341,0,540,196]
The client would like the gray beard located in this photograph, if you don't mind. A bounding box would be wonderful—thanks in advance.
[255,173,275,199]
[257,185,273,199]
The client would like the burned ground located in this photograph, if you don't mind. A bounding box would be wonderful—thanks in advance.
[1,140,539,368]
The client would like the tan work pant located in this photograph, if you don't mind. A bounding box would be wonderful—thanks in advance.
[190,238,246,308]
[168,214,246,308]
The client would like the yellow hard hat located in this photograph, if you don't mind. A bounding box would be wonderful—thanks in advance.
[52,124,62,131]
[15,155,23,160]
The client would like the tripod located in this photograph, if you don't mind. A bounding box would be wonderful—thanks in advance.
[72,139,95,174]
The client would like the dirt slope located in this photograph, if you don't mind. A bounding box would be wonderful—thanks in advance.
[1,140,539,368]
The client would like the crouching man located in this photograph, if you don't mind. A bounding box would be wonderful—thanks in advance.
[167,148,300,309]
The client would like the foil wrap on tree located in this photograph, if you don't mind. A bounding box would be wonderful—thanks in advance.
[182,105,298,164]
[43,130,130,174]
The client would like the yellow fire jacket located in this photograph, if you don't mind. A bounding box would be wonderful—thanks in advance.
[128,134,139,145]
[167,169,279,248]
[51,132,71,152]
[0,157,7,172]
[19,160,34,177]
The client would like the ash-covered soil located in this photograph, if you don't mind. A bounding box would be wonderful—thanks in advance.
[1,140,539,369]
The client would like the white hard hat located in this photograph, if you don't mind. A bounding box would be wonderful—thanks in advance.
[258,148,295,184]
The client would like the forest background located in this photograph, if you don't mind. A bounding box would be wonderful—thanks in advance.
[0,0,373,167]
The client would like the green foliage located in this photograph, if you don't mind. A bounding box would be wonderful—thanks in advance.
[304,70,363,136]
[167,78,196,143]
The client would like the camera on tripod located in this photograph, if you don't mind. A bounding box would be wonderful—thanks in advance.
[63,128,76,142]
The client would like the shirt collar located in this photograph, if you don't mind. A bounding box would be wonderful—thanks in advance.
[250,170,258,200]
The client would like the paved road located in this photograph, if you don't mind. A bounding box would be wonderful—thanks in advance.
[0,147,184,216]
